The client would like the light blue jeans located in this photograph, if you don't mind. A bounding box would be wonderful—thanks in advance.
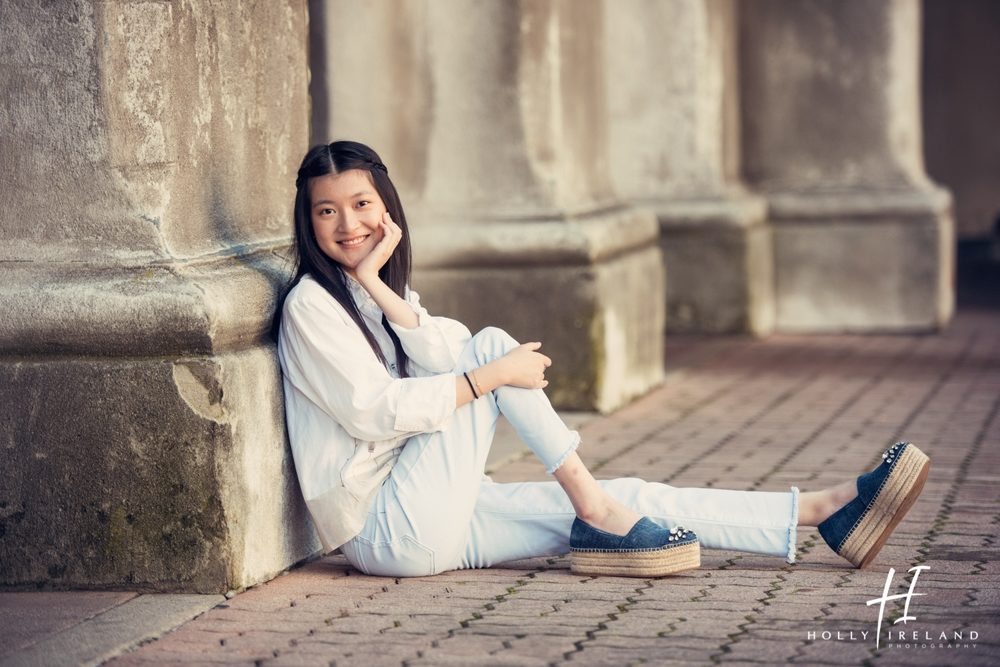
[340,327,799,577]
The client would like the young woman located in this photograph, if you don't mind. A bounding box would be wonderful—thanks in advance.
[273,141,931,579]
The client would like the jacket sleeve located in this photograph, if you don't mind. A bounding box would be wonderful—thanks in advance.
[386,287,472,373]
[278,288,457,442]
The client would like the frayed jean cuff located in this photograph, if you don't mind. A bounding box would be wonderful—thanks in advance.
[786,486,800,564]
[545,431,581,475]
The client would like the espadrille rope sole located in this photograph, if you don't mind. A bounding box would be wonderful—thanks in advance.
[839,444,931,568]
[569,540,701,577]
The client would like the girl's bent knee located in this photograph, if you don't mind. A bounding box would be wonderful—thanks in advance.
[472,326,520,361]
[474,326,518,345]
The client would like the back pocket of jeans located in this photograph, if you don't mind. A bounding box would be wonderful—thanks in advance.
[354,534,436,577]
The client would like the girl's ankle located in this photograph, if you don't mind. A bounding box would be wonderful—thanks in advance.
[817,483,858,524]
[576,503,610,528]
[577,500,641,537]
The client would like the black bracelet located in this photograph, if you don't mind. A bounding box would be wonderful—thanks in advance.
[463,372,480,399]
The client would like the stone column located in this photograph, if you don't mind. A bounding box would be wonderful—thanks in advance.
[923,0,1000,241]
[604,0,774,334]
[0,1,318,592]
[740,0,954,331]
[314,0,665,412]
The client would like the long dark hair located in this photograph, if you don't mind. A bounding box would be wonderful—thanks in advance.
[271,140,412,377]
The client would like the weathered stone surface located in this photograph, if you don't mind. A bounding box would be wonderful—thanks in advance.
[739,0,954,331]
[0,1,307,264]
[770,192,954,332]
[316,0,615,221]
[604,0,736,200]
[923,0,1000,240]
[603,1,775,334]
[0,258,289,357]
[0,346,318,592]
[657,196,775,334]
[741,0,925,191]
[0,1,317,592]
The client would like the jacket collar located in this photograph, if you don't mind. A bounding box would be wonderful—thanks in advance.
[343,272,382,319]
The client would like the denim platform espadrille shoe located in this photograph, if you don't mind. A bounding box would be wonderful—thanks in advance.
[818,441,930,568]
[569,516,700,577]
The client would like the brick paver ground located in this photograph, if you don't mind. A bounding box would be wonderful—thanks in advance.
[107,308,1000,666]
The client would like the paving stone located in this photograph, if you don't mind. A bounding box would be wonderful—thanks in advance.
[370,614,466,635]
[719,636,807,662]
[499,589,633,603]
[284,638,425,665]
[17,594,224,667]
[0,592,138,659]
[498,633,580,655]
[446,623,576,638]
[573,642,715,665]
[405,654,550,667]
[110,649,259,665]
[867,648,1000,667]
[260,653,332,667]
[465,616,601,632]
[423,635,513,655]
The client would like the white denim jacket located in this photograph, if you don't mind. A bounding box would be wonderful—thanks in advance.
[276,272,472,551]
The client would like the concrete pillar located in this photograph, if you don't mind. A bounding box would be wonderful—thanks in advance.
[604,0,774,334]
[314,0,664,412]
[922,0,1000,241]
[741,0,954,331]
[0,1,318,592]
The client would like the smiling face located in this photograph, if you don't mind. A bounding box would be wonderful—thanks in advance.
[308,169,387,277]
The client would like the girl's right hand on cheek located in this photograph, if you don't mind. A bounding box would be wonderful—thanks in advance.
[500,342,552,389]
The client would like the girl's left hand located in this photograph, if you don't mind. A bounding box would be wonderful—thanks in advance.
[355,212,402,282]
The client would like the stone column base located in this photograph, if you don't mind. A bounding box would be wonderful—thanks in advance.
[655,194,775,335]
[411,206,665,413]
[769,188,955,332]
[0,256,320,593]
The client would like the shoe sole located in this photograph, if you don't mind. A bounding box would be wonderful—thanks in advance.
[569,541,700,577]
[840,444,931,569]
